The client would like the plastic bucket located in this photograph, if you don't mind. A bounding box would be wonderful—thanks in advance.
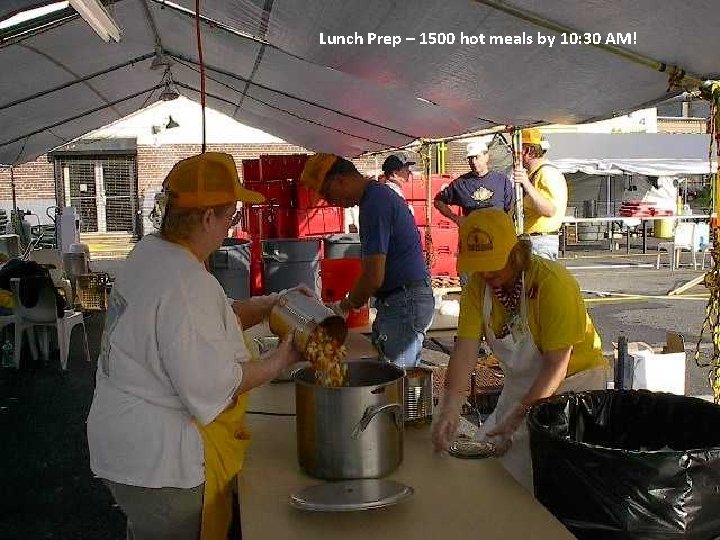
[654,218,674,238]
[320,257,369,328]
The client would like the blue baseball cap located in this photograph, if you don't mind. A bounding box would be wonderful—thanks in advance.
[381,153,416,174]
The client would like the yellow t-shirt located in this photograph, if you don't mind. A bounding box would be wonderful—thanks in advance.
[523,162,567,234]
[457,257,606,376]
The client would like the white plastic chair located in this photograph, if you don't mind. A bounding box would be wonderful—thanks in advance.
[9,277,90,370]
[656,222,695,270]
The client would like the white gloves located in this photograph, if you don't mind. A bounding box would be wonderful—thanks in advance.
[431,390,466,453]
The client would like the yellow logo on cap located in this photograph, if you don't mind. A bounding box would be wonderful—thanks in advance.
[466,227,493,252]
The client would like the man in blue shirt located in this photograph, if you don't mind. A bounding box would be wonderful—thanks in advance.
[434,140,513,226]
[300,153,434,368]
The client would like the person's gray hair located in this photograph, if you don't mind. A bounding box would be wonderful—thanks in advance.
[160,196,233,244]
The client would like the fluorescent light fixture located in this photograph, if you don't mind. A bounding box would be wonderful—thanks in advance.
[68,0,121,42]
[0,2,69,30]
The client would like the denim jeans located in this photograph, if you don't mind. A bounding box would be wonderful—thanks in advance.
[529,234,559,260]
[372,282,435,368]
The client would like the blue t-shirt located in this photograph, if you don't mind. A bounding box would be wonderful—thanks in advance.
[435,170,513,216]
[359,181,428,294]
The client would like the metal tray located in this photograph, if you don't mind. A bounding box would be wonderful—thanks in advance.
[448,440,496,459]
[289,479,413,512]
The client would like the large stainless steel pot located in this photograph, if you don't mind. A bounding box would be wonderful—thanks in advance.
[295,360,405,480]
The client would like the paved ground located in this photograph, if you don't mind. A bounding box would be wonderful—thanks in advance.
[0,250,716,538]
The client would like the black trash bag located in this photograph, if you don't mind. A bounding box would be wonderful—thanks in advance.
[528,390,720,540]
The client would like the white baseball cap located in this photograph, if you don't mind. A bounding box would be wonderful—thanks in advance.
[466,141,488,158]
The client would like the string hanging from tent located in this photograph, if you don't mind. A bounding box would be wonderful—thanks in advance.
[195,0,207,152]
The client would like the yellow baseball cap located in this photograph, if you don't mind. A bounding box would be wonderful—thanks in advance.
[165,152,265,207]
[457,208,518,273]
[299,153,339,204]
[521,128,544,146]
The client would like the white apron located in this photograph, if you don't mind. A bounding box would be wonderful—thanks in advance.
[475,275,607,492]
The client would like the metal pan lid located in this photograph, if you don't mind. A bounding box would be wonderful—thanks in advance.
[289,479,414,512]
[448,440,496,459]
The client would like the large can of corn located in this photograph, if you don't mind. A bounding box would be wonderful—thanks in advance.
[269,289,347,356]
[295,360,405,479]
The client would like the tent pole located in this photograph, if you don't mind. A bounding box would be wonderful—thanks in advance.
[10,166,17,212]
[512,128,524,234]
[607,175,611,216]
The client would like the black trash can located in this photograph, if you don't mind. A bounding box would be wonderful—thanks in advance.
[208,238,251,300]
[528,390,720,540]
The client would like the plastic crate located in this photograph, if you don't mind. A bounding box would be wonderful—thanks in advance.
[245,179,295,207]
[241,159,261,183]
[259,154,309,181]
[426,244,458,277]
[244,206,345,238]
[401,174,453,201]
[418,226,459,251]
[410,203,455,228]
[295,207,345,237]
[75,272,110,312]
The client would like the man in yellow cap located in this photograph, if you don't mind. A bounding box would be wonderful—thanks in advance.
[301,153,434,368]
[87,152,303,540]
[513,128,567,260]
[432,207,607,492]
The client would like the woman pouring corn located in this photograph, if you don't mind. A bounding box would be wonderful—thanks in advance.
[432,208,608,491]
[87,153,303,539]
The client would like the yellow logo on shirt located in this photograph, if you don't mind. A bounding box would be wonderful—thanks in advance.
[466,227,493,252]
[472,186,493,202]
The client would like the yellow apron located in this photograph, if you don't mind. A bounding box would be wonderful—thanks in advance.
[195,332,258,540]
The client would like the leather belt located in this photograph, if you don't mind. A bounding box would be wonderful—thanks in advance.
[375,278,431,300]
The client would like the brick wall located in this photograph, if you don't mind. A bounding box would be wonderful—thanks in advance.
[0,156,55,200]
[1,140,510,207]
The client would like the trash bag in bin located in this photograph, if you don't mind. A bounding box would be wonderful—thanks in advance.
[528,390,720,540]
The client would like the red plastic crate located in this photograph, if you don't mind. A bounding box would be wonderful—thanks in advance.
[401,174,453,201]
[296,183,328,209]
[426,244,458,277]
[259,154,309,181]
[410,203,456,228]
[245,179,294,207]
[418,226,459,251]
[244,206,345,238]
[241,159,261,183]
[295,207,345,237]
[243,205,287,239]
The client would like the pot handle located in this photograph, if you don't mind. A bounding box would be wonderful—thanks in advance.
[352,403,402,438]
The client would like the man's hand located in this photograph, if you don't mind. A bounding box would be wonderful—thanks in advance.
[512,167,531,191]
[328,299,350,319]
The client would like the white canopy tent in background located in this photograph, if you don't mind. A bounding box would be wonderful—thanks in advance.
[1,0,719,165]
[546,133,718,176]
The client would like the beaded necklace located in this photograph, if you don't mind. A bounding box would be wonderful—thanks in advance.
[490,275,523,339]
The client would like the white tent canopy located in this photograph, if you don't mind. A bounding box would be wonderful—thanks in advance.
[546,133,718,176]
[1,0,719,165]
